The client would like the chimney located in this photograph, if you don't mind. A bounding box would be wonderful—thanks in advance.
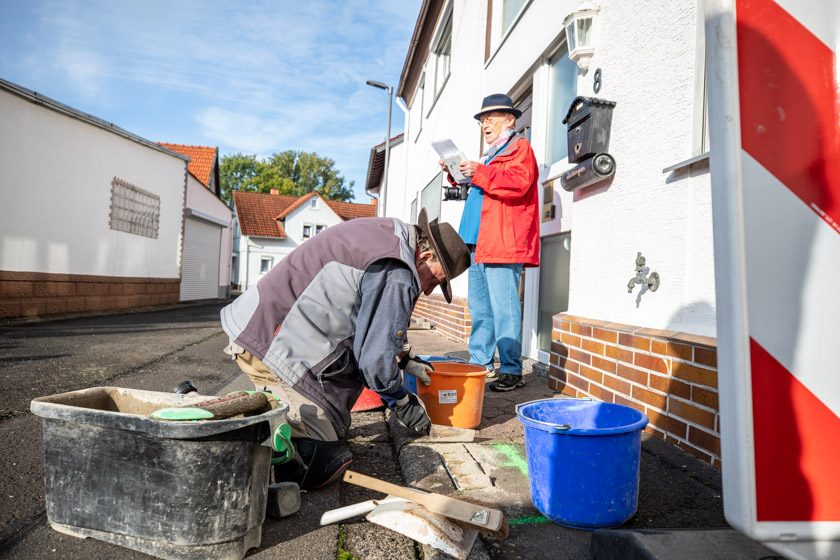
[270,189,280,196]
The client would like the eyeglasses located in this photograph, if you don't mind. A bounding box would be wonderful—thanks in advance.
[477,114,506,126]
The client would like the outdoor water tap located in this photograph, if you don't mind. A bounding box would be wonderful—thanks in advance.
[627,252,660,293]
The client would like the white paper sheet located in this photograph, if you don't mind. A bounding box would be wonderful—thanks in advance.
[431,139,470,184]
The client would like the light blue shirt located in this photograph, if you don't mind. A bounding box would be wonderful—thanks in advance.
[457,131,517,245]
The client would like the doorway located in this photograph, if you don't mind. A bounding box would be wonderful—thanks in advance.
[537,232,571,356]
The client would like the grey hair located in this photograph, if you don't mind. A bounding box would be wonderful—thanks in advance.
[415,226,438,262]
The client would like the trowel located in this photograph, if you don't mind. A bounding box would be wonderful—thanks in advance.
[367,500,479,560]
[320,495,479,560]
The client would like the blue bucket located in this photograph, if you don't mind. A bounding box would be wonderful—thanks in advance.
[516,398,649,528]
[403,355,466,394]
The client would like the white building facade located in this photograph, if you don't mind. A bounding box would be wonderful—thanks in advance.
[0,78,188,318]
[231,191,375,291]
[159,143,233,301]
[389,0,722,466]
[181,172,232,300]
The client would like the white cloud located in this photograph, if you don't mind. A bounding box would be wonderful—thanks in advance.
[2,0,422,199]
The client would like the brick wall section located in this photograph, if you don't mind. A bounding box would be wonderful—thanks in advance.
[412,293,470,342]
[549,313,721,468]
[0,271,180,319]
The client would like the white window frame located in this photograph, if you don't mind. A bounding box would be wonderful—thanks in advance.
[315,224,326,235]
[302,223,312,239]
[542,41,578,186]
[487,0,533,64]
[429,4,453,105]
[260,257,273,274]
[693,0,710,157]
[414,73,425,142]
[310,197,318,209]
[663,1,710,173]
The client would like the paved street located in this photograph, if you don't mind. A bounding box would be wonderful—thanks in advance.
[0,303,778,559]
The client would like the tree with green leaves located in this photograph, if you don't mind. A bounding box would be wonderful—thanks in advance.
[219,150,354,204]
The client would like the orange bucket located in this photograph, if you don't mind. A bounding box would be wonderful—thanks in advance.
[416,362,488,429]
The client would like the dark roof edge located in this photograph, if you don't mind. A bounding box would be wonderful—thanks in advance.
[396,0,433,101]
[0,77,189,162]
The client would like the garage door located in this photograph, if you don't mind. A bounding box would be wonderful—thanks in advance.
[181,217,221,301]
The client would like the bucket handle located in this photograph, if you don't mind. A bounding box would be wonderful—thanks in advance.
[271,423,295,465]
[515,397,594,432]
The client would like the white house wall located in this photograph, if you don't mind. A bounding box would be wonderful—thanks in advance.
[402,0,491,299]
[284,198,344,243]
[562,0,715,337]
[185,173,232,293]
[236,197,345,291]
[396,0,715,338]
[383,141,406,218]
[237,235,293,291]
[0,89,185,279]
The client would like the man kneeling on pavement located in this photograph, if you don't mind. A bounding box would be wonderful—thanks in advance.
[220,208,470,490]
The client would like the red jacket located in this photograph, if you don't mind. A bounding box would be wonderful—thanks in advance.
[469,137,540,266]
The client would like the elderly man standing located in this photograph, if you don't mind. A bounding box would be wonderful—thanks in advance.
[440,93,540,392]
[220,208,469,490]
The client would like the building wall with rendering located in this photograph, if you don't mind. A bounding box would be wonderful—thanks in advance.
[393,0,721,465]
[0,82,187,318]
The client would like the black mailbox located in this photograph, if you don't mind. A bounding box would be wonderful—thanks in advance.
[562,96,616,163]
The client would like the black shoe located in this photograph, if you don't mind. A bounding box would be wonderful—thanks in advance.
[273,438,353,491]
[489,374,525,392]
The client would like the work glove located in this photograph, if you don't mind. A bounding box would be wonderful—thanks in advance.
[393,393,431,434]
[397,347,433,386]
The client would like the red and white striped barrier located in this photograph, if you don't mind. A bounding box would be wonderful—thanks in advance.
[706,1,838,559]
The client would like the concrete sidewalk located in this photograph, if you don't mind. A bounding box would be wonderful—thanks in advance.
[216,326,767,560]
[377,328,779,560]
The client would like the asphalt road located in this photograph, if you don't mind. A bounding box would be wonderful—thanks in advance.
[0,303,776,560]
[0,302,242,557]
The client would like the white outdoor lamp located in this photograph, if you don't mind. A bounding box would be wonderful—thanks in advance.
[563,2,599,72]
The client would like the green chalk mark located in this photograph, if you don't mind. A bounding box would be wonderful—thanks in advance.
[508,514,551,526]
[492,443,529,477]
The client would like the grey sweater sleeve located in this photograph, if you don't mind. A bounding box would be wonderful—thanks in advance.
[353,259,419,401]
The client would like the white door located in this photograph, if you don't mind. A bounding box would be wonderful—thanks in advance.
[180,218,221,301]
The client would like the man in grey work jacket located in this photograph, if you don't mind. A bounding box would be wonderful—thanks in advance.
[221,208,470,489]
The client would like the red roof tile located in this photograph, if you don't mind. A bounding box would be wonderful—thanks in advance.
[233,191,378,239]
[326,199,377,220]
[233,191,297,238]
[158,143,217,188]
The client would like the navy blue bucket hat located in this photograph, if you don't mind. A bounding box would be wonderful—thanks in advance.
[474,93,522,121]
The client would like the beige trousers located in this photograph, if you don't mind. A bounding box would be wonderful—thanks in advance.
[232,348,338,442]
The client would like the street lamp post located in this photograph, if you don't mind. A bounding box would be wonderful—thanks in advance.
[366,80,393,217]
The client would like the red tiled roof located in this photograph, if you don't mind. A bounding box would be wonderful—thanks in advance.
[233,191,378,239]
[326,199,377,220]
[158,143,217,188]
[233,191,297,238]
[276,191,320,220]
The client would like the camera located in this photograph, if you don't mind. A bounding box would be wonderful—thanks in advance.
[442,184,469,201]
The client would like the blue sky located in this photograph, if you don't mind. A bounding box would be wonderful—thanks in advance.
[0,0,421,201]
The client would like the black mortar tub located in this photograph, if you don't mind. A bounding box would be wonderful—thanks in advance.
[30,386,288,560]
